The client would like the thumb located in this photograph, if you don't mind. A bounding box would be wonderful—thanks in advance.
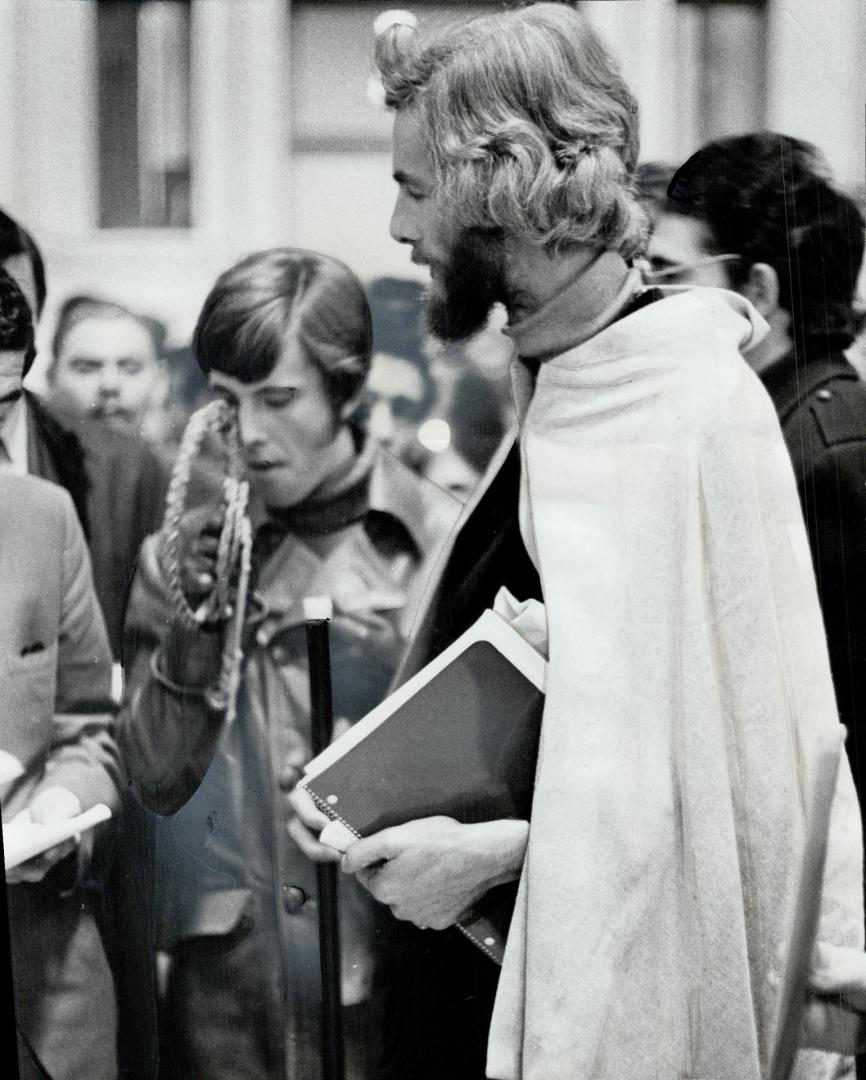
[341,830,397,873]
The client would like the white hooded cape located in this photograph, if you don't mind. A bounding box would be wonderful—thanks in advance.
[486,288,864,1080]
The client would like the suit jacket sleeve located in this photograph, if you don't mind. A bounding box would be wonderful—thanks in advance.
[35,492,121,812]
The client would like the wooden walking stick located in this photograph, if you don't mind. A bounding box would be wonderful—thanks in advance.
[304,596,345,1080]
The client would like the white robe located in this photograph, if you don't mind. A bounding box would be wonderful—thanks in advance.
[487,287,864,1080]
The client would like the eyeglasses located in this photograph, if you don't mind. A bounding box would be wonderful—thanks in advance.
[633,253,741,283]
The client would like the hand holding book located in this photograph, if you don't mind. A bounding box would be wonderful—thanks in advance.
[287,786,343,864]
[340,816,529,931]
[299,608,547,961]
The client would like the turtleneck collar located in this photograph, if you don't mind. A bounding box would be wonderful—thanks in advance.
[503,250,641,362]
[258,426,376,540]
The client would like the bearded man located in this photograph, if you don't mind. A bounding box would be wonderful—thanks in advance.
[294,5,865,1079]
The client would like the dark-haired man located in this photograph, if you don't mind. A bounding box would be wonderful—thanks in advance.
[119,248,459,1080]
[1,206,166,1080]
[0,207,167,655]
[642,133,866,822]
[46,294,167,438]
[2,265,121,1080]
[328,7,863,1080]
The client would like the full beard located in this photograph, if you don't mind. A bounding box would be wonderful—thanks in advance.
[425,228,504,343]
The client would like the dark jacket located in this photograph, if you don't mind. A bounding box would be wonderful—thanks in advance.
[24,391,168,1080]
[119,445,460,1080]
[380,435,541,1080]
[25,391,167,657]
[760,352,866,805]
[397,433,541,682]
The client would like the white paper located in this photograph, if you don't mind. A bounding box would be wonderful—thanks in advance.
[3,803,113,872]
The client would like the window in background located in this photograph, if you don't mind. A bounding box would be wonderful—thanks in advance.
[676,0,768,145]
[97,0,192,228]
[290,2,499,153]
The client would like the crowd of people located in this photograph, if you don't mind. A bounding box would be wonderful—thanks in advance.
[3,4,866,1079]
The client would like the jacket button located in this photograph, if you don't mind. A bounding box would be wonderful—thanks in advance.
[816,388,833,401]
[282,886,307,914]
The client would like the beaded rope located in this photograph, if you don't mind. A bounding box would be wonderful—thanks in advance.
[158,399,253,719]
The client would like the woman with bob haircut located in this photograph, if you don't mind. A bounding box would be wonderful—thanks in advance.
[120,247,458,1080]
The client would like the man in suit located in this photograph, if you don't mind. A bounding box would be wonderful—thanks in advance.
[0,207,167,657]
[295,7,864,1079]
[1,212,164,1080]
[1,266,121,1079]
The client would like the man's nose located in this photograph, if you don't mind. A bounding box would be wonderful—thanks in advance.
[389,192,418,245]
[97,365,121,396]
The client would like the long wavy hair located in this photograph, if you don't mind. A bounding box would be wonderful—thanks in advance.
[376,2,646,259]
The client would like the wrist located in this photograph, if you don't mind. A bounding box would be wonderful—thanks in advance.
[467,818,529,890]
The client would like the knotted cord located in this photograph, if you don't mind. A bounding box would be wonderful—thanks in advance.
[158,399,252,720]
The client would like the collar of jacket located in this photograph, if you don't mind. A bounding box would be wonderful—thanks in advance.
[253,433,436,560]
[759,350,857,425]
[248,442,444,633]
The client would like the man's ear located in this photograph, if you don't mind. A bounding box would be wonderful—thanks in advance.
[742,263,781,319]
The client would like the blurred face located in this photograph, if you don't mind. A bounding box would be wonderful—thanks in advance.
[210,335,354,510]
[359,352,429,460]
[390,108,503,342]
[0,349,25,427]
[52,314,161,430]
[644,213,736,287]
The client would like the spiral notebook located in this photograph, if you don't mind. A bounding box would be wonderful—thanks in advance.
[300,609,547,963]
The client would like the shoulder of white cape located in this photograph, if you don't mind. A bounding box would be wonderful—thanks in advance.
[549,285,770,392]
[529,286,774,441]
[642,284,769,354]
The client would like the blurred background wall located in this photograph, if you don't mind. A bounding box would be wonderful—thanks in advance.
[0,0,863,368]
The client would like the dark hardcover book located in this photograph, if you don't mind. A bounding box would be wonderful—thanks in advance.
[300,610,546,963]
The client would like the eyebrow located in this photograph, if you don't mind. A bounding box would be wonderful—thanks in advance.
[213,384,299,401]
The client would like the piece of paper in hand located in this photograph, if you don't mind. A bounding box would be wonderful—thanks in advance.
[3,803,112,872]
